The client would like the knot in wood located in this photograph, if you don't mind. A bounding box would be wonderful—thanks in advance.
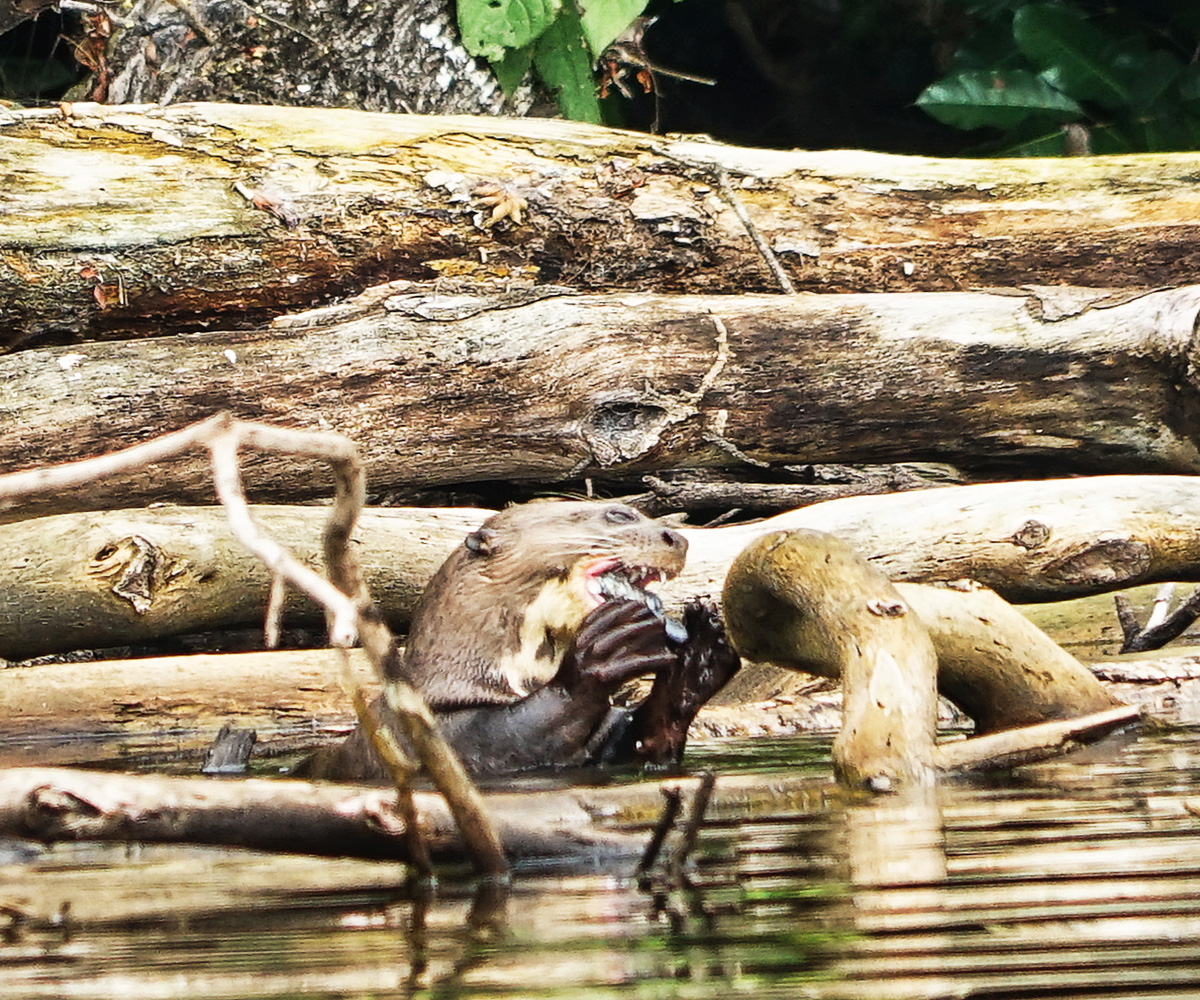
[26,784,102,840]
[1044,537,1151,588]
[1009,520,1050,550]
[581,400,671,465]
[89,534,162,615]
[866,598,907,618]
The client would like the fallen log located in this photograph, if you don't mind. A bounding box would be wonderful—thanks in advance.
[5,284,1200,516]
[4,475,1199,659]
[721,529,1138,786]
[674,474,1200,605]
[0,504,482,662]
[5,103,1200,348]
[0,766,827,865]
[0,648,378,765]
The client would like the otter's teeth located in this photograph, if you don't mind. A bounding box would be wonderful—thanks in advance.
[600,569,676,614]
[594,569,688,643]
[595,568,659,610]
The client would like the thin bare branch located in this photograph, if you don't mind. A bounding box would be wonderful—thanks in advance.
[0,413,507,875]
[713,169,796,294]
[1146,583,1177,631]
[1121,585,1200,653]
[207,429,360,648]
[337,649,432,880]
[0,414,227,510]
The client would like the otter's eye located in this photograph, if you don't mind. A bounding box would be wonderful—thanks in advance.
[604,506,639,524]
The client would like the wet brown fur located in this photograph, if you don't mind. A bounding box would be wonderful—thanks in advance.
[401,500,686,709]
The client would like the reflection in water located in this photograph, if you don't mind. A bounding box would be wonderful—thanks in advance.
[4,730,1200,998]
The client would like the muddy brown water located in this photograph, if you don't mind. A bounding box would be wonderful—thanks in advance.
[4,728,1200,999]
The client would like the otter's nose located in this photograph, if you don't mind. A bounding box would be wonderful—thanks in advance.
[662,528,686,551]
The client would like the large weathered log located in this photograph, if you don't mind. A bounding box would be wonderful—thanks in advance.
[0,643,1189,767]
[674,474,1200,605]
[4,475,1200,659]
[5,285,1200,517]
[0,767,636,863]
[5,103,1200,349]
[0,649,374,759]
[0,505,482,659]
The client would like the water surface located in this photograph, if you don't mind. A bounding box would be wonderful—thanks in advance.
[4,728,1200,999]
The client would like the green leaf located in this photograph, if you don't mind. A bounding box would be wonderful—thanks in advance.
[1012,4,1132,108]
[915,69,1081,130]
[533,7,603,123]
[578,0,650,54]
[1116,49,1182,109]
[491,46,533,95]
[458,0,561,63]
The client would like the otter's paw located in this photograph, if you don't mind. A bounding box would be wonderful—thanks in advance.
[674,596,743,709]
[624,595,742,765]
[558,598,676,690]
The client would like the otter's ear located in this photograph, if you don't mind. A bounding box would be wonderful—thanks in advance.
[464,526,498,557]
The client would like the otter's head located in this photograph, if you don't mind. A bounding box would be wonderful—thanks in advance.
[404,500,687,707]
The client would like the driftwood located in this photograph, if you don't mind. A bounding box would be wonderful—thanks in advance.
[674,474,1200,605]
[722,529,1139,786]
[5,284,1200,517]
[0,767,827,865]
[4,474,1200,660]
[0,505,479,660]
[722,529,940,787]
[895,582,1122,732]
[5,103,1200,350]
[1115,584,1200,653]
[0,649,374,732]
[634,464,965,515]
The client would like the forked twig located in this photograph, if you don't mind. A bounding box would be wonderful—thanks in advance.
[1116,583,1200,653]
[0,412,508,877]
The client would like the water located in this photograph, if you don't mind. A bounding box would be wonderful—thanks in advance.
[4,729,1200,999]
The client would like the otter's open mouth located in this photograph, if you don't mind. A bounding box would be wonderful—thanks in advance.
[584,561,686,642]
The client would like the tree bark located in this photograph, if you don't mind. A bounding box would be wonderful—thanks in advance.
[5,102,1200,349]
[721,528,1137,785]
[98,1,531,117]
[0,505,481,659]
[4,475,1200,659]
[674,474,1200,605]
[722,529,940,788]
[0,649,373,755]
[4,284,1200,518]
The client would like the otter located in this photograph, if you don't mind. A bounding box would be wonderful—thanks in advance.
[301,500,740,779]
